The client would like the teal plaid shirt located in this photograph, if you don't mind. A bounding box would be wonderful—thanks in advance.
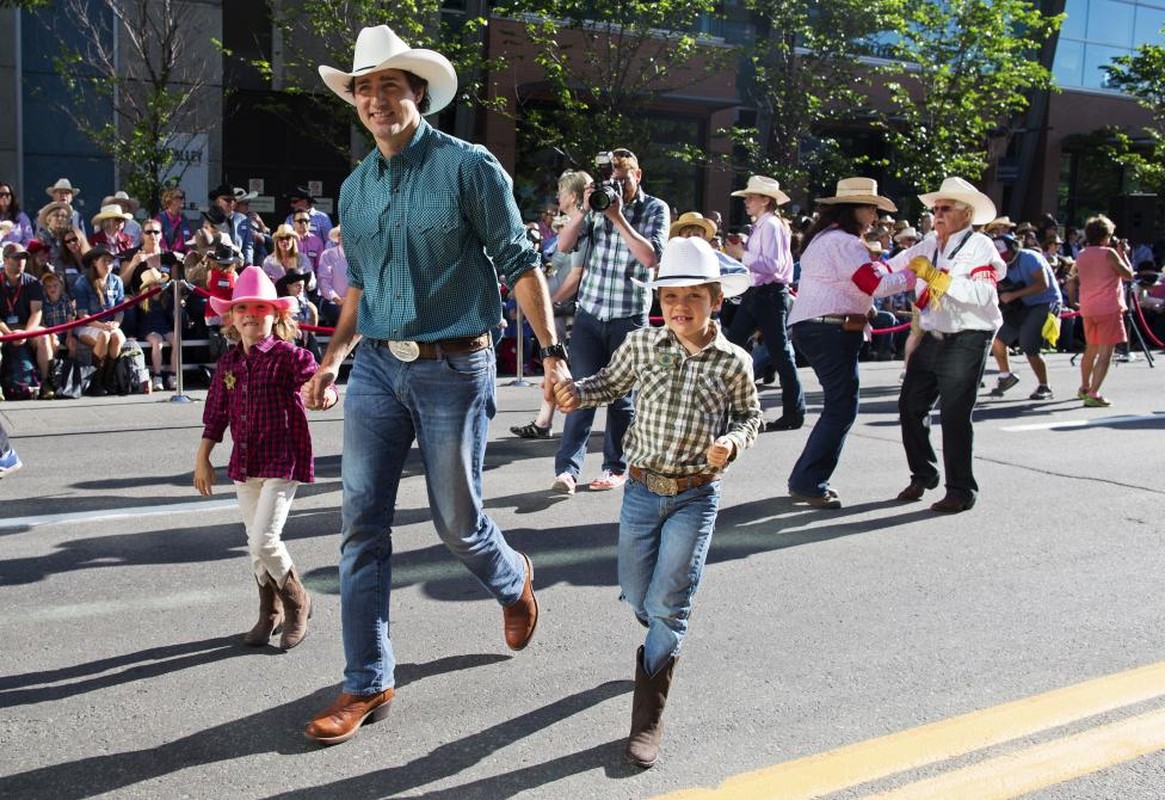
[574,324,762,475]
[339,119,541,341]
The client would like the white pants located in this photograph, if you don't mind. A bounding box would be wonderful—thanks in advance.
[233,477,299,585]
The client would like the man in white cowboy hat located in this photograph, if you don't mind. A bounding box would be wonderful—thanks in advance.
[45,178,87,234]
[101,191,143,247]
[554,236,760,769]
[723,175,806,430]
[550,147,669,494]
[885,176,1007,513]
[208,183,254,266]
[301,24,568,745]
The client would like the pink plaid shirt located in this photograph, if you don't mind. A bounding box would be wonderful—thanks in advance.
[202,336,318,483]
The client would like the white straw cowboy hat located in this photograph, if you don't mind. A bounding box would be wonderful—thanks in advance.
[101,191,141,214]
[91,204,133,225]
[731,175,790,206]
[668,211,718,241]
[45,178,81,197]
[894,226,921,243]
[233,187,259,202]
[918,176,997,226]
[816,177,898,213]
[633,237,750,298]
[318,25,458,115]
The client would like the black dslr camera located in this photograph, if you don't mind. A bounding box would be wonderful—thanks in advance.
[587,151,625,212]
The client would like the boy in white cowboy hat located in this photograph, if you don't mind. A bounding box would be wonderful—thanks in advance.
[194,266,335,652]
[555,236,761,770]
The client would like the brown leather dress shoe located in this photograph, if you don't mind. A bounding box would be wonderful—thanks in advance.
[930,494,976,513]
[503,552,538,651]
[897,475,940,502]
[304,688,395,745]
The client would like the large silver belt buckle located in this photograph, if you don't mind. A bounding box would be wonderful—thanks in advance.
[645,472,679,496]
[388,340,420,362]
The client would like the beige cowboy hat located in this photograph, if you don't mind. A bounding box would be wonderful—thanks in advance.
[37,201,74,229]
[918,176,997,226]
[816,177,898,213]
[233,187,259,202]
[983,215,1018,235]
[894,226,921,243]
[92,204,133,225]
[318,25,458,115]
[45,178,81,197]
[731,175,791,206]
[668,211,718,241]
[101,191,140,214]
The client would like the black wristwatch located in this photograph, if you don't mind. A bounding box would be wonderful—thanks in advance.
[539,343,568,363]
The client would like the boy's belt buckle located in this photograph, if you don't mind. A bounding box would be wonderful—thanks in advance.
[645,472,679,496]
[388,340,420,362]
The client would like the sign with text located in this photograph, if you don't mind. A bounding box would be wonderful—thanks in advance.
[159,132,208,213]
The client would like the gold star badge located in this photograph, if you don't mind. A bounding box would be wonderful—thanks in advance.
[223,371,237,390]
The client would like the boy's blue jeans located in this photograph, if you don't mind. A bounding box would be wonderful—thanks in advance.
[618,476,721,676]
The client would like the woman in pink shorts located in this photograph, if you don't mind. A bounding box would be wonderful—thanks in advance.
[1074,215,1134,406]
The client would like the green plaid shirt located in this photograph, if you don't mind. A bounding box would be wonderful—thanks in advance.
[575,324,762,475]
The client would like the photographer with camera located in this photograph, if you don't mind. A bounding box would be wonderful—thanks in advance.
[987,233,1062,400]
[549,149,669,493]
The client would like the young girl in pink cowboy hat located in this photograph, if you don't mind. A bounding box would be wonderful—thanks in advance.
[193,266,337,650]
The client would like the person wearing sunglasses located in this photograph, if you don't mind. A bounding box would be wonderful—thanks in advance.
[155,186,193,255]
[290,213,326,272]
[0,182,34,247]
[884,177,1007,514]
[283,186,333,242]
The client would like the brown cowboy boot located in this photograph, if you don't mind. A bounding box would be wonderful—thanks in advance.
[626,646,677,769]
[275,567,311,650]
[242,574,284,646]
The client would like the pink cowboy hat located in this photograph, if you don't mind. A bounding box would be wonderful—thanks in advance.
[209,265,299,316]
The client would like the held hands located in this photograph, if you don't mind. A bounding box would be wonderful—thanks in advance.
[706,436,735,470]
[907,256,952,305]
[301,369,338,411]
[553,377,580,413]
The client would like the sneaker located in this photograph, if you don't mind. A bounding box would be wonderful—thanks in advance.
[551,472,577,495]
[1076,387,1089,400]
[1029,384,1054,400]
[0,447,22,479]
[988,373,1021,397]
[151,375,164,392]
[1083,393,1112,407]
[589,470,628,491]
[510,421,552,439]
[164,374,178,391]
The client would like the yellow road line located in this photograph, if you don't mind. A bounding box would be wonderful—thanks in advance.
[655,661,1165,800]
[864,706,1165,799]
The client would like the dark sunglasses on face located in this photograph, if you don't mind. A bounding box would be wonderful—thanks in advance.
[295,218,310,224]
[64,237,78,244]
[931,204,957,214]
[143,229,162,235]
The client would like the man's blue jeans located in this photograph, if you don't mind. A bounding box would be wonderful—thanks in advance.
[788,321,864,496]
[338,341,526,695]
[554,309,644,479]
[618,477,720,676]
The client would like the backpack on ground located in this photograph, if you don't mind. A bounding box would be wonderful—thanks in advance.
[0,343,40,400]
[113,341,151,395]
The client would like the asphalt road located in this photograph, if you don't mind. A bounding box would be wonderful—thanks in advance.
[1,351,1163,799]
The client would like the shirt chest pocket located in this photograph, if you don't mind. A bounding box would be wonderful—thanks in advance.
[415,202,463,265]
[691,374,728,416]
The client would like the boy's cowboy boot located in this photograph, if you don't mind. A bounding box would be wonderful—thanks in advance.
[626,646,676,769]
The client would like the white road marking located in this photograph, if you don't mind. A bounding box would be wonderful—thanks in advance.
[0,498,238,530]
[1000,413,1163,432]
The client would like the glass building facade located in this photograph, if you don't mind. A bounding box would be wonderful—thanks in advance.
[1054,0,1165,90]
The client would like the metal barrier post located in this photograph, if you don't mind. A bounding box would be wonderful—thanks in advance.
[169,278,193,403]
[510,303,531,387]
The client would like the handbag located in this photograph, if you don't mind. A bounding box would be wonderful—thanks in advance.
[52,356,96,399]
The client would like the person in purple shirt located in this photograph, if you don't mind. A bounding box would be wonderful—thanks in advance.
[723,175,806,431]
[315,225,348,326]
[194,266,336,652]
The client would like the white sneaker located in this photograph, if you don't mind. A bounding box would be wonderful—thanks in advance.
[551,472,576,495]
[151,376,164,392]
[589,470,628,491]
[0,447,23,479]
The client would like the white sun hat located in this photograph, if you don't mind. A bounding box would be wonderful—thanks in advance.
[633,237,750,298]
[918,176,997,226]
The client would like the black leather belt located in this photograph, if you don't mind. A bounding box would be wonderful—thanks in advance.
[629,466,718,496]
[366,332,491,360]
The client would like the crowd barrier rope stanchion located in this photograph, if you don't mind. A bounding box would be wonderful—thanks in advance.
[169,279,193,403]
[510,303,532,387]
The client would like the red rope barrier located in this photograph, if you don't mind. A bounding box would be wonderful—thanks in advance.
[1131,293,1165,348]
[0,285,163,344]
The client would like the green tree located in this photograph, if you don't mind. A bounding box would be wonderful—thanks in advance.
[727,0,890,199]
[1103,36,1165,192]
[44,0,214,214]
[876,0,1060,192]
[495,0,729,167]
